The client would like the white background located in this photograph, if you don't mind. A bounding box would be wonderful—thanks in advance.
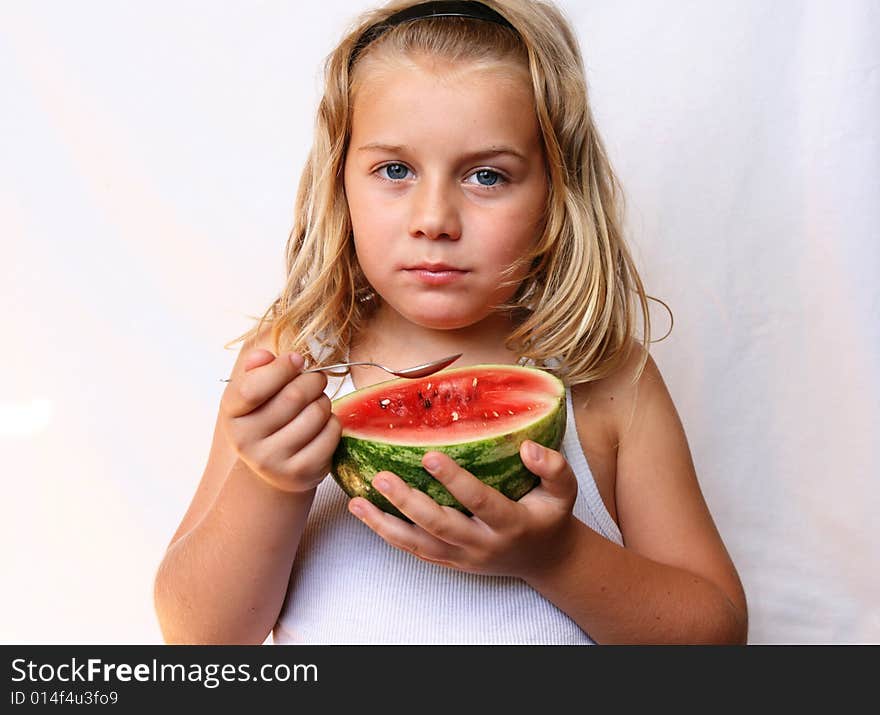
[1,0,877,644]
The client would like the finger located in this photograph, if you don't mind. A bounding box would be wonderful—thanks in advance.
[369,470,476,546]
[243,348,276,372]
[223,352,308,418]
[266,393,334,459]
[518,441,578,502]
[422,452,516,528]
[348,496,457,566]
[280,413,343,486]
[245,371,329,436]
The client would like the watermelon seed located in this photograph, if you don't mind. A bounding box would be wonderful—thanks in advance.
[379,398,391,409]
[423,398,432,409]
[451,411,459,421]
[492,411,499,417]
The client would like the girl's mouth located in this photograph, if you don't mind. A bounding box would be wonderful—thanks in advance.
[404,268,468,285]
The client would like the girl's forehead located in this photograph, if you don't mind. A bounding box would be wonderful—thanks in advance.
[353,61,532,113]
[352,52,530,98]
[348,58,542,159]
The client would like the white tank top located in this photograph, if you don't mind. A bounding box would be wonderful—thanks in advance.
[272,371,623,644]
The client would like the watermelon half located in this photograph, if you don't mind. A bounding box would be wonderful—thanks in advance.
[330,364,566,518]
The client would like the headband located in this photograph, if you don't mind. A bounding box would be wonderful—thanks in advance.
[349,1,518,71]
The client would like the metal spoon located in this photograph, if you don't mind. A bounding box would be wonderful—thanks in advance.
[302,353,462,379]
[219,353,462,382]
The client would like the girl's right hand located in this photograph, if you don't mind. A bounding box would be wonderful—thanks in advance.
[219,349,342,493]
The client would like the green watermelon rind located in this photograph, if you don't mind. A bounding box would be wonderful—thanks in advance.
[330,366,566,519]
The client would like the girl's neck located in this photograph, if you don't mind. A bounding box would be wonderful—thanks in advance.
[348,303,524,390]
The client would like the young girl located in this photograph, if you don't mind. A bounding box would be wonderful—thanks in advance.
[154,0,747,645]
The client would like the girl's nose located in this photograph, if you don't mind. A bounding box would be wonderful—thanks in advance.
[407,179,462,241]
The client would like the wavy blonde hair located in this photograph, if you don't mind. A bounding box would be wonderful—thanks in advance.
[229,0,670,386]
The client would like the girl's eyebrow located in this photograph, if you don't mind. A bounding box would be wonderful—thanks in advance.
[356,142,528,163]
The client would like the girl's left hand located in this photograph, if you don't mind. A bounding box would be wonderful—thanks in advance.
[347,440,579,580]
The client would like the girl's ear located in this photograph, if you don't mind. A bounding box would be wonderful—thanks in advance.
[356,287,376,304]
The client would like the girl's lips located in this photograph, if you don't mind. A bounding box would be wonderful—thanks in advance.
[404,268,468,286]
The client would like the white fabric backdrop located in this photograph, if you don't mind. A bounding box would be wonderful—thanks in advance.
[1,0,877,644]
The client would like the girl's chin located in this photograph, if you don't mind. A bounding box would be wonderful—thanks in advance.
[373,291,512,331]
[404,314,478,330]
[388,304,490,331]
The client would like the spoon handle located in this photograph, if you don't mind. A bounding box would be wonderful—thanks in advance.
[302,361,383,374]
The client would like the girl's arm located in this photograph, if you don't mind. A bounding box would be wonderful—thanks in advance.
[154,455,315,645]
[154,334,339,644]
[524,349,748,644]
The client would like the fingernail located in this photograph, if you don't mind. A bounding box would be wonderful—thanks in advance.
[423,455,441,472]
[526,441,543,462]
[289,352,304,369]
[350,501,365,518]
[373,475,390,492]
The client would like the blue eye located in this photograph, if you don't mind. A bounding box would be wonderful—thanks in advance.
[379,163,410,181]
[467,169,504,187]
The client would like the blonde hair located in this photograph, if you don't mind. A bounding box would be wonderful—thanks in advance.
[229,0,671,385]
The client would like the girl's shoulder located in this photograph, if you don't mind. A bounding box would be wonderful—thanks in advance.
[568,341,656,525]
[570,341,656,438]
